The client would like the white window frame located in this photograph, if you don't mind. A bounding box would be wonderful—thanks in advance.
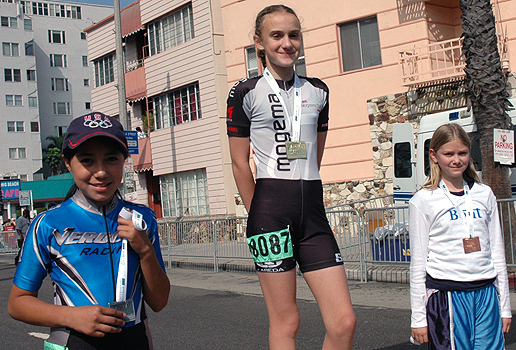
[153,82,201,130]
[6,95,22,106]
[148,3,194,56]
[2,42,19,56]
[28,96,37,107]
[53,102,71,115]
[245,46,259,78]
[4,68,21,82]
[93,54,116,87]
[27,69,36,81]
[51,77,69,91]
[7,121,24,132]
[9,148,26,159]
[339,16,382,72]
[48,30,66,44]
[50,54,67,67]
[160,169,209,217]
[25,41,34,56]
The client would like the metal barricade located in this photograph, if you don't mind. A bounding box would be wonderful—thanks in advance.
[361,206,410,266]
[155,197,516,282]
[0,230,18,253]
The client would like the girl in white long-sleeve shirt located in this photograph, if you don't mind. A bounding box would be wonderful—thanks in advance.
[409,123,511,349]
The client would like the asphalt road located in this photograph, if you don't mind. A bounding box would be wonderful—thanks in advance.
[1,254,516,349]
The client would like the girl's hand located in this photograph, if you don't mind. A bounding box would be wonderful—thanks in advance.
[411,327,429,344]
[502,318,512,334]
[67,305,125,337]
[117,213,153,258]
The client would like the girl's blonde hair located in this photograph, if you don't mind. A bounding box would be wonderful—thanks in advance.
[254,5,300,68]
[423,123,480,189]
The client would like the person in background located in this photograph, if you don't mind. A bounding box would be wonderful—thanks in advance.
[14,209,30,265]
[136,127,146,139]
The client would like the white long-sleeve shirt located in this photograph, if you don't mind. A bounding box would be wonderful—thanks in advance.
[409,182,511,328]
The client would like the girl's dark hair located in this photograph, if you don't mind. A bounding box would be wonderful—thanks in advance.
[254,5,300,68]
[422,123,480,190]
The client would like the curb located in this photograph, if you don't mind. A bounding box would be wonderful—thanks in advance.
[164,257,410,283]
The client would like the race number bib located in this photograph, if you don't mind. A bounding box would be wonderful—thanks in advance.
[247,227,293,263]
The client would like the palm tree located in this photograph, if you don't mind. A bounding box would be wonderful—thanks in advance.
[460,0,514,261]
[43,135,66,175]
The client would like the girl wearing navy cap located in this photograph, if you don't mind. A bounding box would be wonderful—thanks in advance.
[8,112,170,350]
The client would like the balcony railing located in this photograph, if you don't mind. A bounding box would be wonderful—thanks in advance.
[399,37,465,88]
[399,34,509,88]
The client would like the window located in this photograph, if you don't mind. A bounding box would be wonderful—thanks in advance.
[27,69,36,81]
[7,121,24,132]
[19,174,28,182]
[24,18,32,31]
[3,42,19,56]
[25,41,34,56]
[4,69,21,82]
[83,78,90,86]
[85,102,91,109]
[153,82,201,130]
[48,30,66,44]
[1,16,17,28]
[28,96,37,107]
[394,142,412,178]
[49,3,65,17]
[53,102,71,115]
[9,148,26,159]
[93,54,115,87]
[339,16,381,72]
[148,4,194,56]
[245,45,305,78]
[50,54,67,67]
[160,169,209,217]
[55,126,67,136]
[81,32,86,40]
[82,55,88,67]
[294,46,306,76]
[30,122,39,132]
[51,78,69,91]
[245,46,259,78]
[33,2,49,16]
[6,95,22,106]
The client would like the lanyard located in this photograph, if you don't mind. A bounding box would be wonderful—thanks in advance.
[262,68,302,142]
[440,179,475,238]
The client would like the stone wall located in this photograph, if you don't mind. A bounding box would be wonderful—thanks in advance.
[322,74,516,209]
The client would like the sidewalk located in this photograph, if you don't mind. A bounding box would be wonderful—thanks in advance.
[164,256,410,283]
[2,252,515,312]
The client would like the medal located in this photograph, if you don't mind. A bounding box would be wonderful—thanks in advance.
[109,299,136,322]
[286,141,307,159]
[463,236,481,254]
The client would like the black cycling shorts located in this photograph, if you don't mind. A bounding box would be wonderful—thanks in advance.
[45,320,151,350]
[247,178,343,273]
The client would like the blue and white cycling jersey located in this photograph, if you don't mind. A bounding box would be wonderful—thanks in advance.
[13,191,165,327]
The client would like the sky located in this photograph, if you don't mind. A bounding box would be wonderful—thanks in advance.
[60,0,134,10]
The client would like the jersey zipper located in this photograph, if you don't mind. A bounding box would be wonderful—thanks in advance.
[103,205,117,302]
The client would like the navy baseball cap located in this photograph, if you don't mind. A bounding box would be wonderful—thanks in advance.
[62,112,128,153]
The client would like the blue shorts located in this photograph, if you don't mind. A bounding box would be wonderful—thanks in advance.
[427,284,504,350]
[246,179,343,273]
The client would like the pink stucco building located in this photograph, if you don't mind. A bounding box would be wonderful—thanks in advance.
[86,0,516,217]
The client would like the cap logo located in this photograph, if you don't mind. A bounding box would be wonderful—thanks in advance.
[83,113,113,129]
